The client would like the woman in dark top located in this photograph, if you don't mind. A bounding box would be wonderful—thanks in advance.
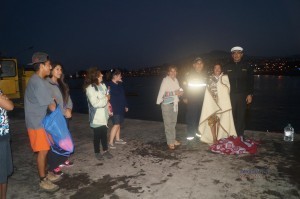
[106,69,128,149]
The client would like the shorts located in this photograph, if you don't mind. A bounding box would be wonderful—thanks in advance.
[27,128,50,152]
[0,139,13,183]
[111,114,124,125]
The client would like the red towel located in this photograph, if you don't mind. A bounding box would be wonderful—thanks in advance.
[210,136,258,155]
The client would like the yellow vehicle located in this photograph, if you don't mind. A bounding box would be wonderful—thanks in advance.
[0,58,34,103]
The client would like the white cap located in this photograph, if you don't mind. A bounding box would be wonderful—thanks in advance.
[231,46,243,52]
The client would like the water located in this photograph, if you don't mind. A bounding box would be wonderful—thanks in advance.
[68,75,300,133]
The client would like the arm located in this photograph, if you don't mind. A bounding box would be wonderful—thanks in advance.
[156,78,167,104]
[86,86,108,108]
[64,96,73,118]
[246,64,254,104]
[0,94,14,111]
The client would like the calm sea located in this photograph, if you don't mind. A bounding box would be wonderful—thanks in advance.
[69,75,300,134]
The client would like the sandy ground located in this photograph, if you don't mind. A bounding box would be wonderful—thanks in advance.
[7,113,300,199]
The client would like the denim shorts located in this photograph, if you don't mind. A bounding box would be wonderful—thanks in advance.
[111,114,124,125]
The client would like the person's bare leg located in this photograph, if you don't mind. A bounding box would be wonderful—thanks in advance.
[109,125,120,145]
[37,150,48,178]
[216,122,220,141]
[210,124,217,144]
[0,183,8,199]
[115,125,121,140]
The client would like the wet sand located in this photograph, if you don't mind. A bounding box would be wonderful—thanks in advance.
[7,113,300,199]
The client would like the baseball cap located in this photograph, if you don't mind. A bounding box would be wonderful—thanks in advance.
[231,46,243,52]
[193,57,203,63]
[28,52,49,65]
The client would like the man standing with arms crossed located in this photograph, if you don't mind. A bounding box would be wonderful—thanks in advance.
[25,52,60,192]
[223,46,254,137]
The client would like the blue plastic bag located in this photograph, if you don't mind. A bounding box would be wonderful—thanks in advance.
[42,105,74,156]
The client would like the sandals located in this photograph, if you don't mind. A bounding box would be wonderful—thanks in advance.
[168,140,181,150]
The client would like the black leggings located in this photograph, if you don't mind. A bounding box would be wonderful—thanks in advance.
[93,126,108,153]
[48,150,68,171]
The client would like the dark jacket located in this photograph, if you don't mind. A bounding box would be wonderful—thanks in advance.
[106,81,128,115]
[223,61,254,95]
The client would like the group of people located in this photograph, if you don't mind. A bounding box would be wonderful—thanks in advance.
[1,46,253,195]
[0,52,129,194]
[157,46,254,149]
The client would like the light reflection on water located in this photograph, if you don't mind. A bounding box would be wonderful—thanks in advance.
[69,75,300,133]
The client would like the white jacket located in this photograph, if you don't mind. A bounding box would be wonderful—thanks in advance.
[86,84,109,127]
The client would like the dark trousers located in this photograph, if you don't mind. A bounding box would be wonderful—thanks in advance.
[186,98,203,137]
[93,126,108,153]
[48,150,68,171]
[230,93,247,136]
[47,117,70,171]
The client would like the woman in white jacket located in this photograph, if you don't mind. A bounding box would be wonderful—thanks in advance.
[156,65,183,150]
[84,67,113,160]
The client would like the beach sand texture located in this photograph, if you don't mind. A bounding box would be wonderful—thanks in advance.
[7,113,300,199]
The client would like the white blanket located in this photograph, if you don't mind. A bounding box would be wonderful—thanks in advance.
[199,75,237,144]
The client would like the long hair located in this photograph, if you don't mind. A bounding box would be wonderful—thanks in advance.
[83,67,102,90]
[50,62,70,105]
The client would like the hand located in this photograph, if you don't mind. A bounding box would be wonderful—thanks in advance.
[175,90,184,96]
[125,107,129,112]
[0,94,8,100]
[64,109,72,118]
[48,102,56,112]
[246,95,253,104]
[106,94,110,101]
[183,98,188,104]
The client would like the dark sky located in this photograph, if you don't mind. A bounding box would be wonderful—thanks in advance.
[1,0,300,72]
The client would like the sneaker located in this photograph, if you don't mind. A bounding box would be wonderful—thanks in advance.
[39,178,59,192]
[53,167,63,176]
[109,143,116,149]
[195,133,201,138]
[59,160,74,168]
[115,139,127,144]
[187,136,195,140]
[47,172,62,183]
[95,153,104,160]
[103,151,113,159]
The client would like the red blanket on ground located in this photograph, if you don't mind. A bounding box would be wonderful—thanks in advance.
[210,136,258,155]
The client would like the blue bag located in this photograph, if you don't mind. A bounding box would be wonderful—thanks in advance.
[42,105,74,156]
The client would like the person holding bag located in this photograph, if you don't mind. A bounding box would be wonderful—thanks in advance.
[46,62,74,175]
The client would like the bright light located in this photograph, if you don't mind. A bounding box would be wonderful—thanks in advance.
[195,133,201,138]
[188,83,207,87]
[187,137,194,140]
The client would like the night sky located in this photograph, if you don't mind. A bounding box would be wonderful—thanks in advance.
[1,0,300,72]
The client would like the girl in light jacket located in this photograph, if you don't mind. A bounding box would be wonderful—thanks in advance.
[156,65,183,150]
[84,67,113,160]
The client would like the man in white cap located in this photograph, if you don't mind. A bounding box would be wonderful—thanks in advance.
[223,46,254,137]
